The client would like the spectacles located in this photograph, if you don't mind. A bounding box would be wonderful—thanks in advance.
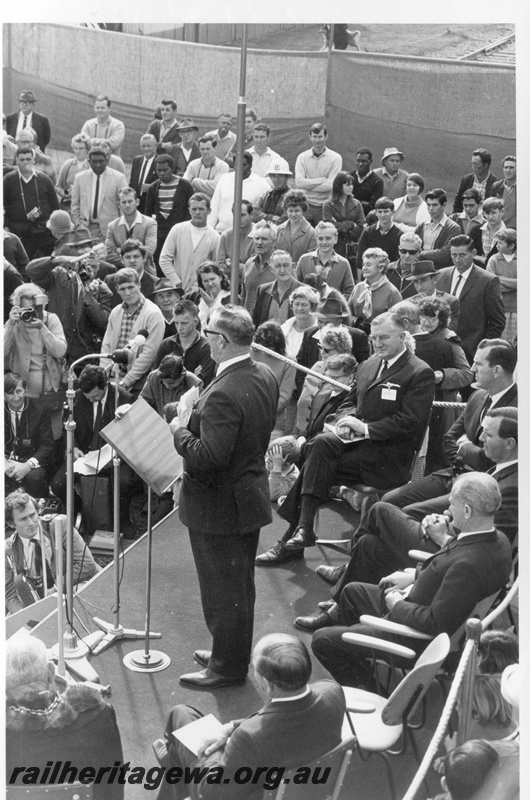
[399,248,420,255]
[204,328,229,343]
[319,345,334,354]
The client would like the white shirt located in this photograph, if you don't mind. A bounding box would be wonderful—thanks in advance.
[450,266,473,298]
[216,353,250,376]
[491,459,517,476]
[16,110,34,138]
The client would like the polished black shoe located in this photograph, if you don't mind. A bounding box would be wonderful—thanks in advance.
[285,526,317,551]
[193,649,212,668]
[294,611,336,632]
[179,668,246,689]
[316,564,346,585]
[152,738,170,767]
[255,540,304,566]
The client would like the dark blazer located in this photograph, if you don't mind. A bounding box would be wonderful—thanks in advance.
[452,172,499,214]
[129,155,158,213]
[166,142,201,176]
[147,119,181,147]
[492,462,518,546]
[413,332,455,374]
[443,384,517,470]
[4,400,55,467]
[390,529,511,636]
[305,384,356,441]
[198,681,345,800]
[435,265,506,360]
[415,217,461,268]
[252,278,303,327]
[351,349,435,487]
[174,357,279,534]
[72,385,132,453]
[6,110,51,152]
[144,178,194,231]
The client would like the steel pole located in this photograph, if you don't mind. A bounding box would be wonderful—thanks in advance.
[230,23,248,303]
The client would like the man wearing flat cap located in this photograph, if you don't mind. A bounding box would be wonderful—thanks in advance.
[374,146,409,200]
[406,260,460,329]
[6,90,51,153]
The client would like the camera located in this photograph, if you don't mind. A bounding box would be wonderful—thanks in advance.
[20,307,37,323]
[26,206,42,221]
[77,262,91,282]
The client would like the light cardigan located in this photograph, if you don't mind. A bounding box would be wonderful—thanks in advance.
[100,298,165,388]
[159,221,220,293]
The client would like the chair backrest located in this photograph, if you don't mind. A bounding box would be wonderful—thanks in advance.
[7,782,93,800]
[382,633,450,727]
[262,725,355,800]
[447,590,503,653]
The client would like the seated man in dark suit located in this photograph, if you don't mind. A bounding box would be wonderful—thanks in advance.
[382,338,517,514]
[298,407,518,630]
[257,312,435,565]
[4,373,55,499]
[50,365,137,537]
[311,472,512,687]
[152,633,345,800]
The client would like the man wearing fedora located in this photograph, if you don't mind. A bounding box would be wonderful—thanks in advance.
[6,90,51,153]
[166,119,201,176]
[150,278,182,338]
[183,135,229,199]
[252,158,292,223]
[26,211,113,361]
[374,147,409,201]
[406,260,460,329]
[105,186,158,267]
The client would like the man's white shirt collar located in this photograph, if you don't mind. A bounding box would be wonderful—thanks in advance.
[216,353,250,375]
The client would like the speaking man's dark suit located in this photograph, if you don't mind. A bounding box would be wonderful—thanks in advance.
[174,358,279,678]
[4,400,55,497]
[129,156,158,213]
[158,681,345,800]
[435,265,506,362]
[382,384,517,514]
[452,172,498,214]
[279,349,435,529]
[333,460,519,595]
[6,110,51,152]
[313,528,512,686]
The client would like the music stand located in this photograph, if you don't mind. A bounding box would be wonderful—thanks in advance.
[97,398,182,672]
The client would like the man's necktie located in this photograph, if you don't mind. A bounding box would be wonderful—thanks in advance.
[22,115,28,129]
[377,360,388,380]
[125,225,135,240]
[93,175,100,220]
[453,273,463,297]
[139,158,148,188]
[475,395,493,443]
[90,401,103,451]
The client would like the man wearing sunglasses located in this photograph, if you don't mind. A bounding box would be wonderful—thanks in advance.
[171,305,279,689]
[386,231,423,298]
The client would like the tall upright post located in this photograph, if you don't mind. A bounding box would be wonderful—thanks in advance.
[324,24,335,130]
[230,23,249,303]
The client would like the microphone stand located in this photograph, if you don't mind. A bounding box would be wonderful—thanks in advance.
[92,364,149,655]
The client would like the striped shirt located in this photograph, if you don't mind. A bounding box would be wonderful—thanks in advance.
[158,179,180,219]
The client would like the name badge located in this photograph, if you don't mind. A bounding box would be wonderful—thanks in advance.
[381,387,397,401]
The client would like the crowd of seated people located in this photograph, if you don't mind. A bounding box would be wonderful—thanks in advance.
[3,89,518,800]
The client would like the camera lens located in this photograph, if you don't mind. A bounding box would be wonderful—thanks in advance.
[20,308,36,322]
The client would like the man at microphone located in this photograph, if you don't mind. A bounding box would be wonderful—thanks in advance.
[100,267,165,395]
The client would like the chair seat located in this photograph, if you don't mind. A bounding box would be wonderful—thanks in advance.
[343,687,403,751]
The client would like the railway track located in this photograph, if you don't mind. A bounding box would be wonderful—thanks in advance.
[459,34,515,65]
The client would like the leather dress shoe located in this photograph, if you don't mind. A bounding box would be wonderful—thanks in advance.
[152,738,170,767]
[179,668,246,689]
[255,540,304,566]
[316,564,346,585]
[193,649,212,668]
[284,526,317,551]
[294,611,336,632]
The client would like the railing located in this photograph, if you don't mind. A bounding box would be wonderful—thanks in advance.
[401,579,519,800]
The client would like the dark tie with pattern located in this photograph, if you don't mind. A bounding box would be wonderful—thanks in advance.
[90,401,103,451]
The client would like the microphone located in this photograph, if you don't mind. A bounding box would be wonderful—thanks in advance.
[111,329,150,365]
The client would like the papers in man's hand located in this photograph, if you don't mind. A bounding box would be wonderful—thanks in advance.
[178,385,200,427]
[324,423,366,444]
[173,713,224,756]
[73,443,113,475]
